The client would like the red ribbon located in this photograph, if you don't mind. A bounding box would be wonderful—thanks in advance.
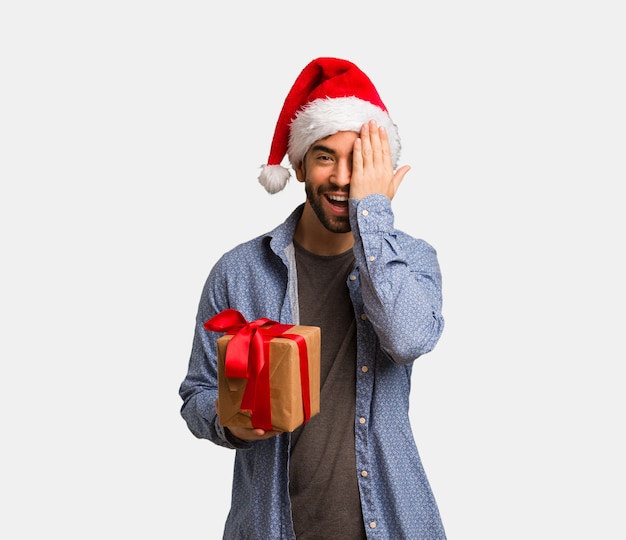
[204,309,312,431]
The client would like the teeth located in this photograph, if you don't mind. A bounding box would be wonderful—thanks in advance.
[328,195,348,202]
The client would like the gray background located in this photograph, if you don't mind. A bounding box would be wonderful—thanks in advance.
[2,1,624,538]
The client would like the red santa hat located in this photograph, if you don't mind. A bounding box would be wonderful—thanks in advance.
[258,57,401,194]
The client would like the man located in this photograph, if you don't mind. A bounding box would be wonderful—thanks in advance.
[179,57,447,539]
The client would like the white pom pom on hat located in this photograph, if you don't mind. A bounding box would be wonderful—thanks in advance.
[258,57,401,194]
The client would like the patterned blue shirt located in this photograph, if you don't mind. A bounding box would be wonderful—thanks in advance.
[179,194,447,539]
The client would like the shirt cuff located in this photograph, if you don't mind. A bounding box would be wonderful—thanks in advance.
[349,194,394,234]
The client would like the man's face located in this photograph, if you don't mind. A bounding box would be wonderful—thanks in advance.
[295,131,358,234]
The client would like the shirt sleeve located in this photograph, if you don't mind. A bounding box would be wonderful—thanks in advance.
[178,259,252,450]
[348,194,445,364]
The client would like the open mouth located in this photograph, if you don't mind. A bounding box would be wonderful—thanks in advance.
[325,193,349,212]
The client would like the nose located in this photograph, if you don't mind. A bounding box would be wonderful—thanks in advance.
[332,159,352,187]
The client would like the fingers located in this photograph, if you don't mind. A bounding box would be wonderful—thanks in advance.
[358,120,391,169]
[351,120,409,200]
[352,136,364,179]
[358,121,374,170]
[392,164,411,194]
[227,425,281,441]
[378,124,394,172]
[362,120,392,170]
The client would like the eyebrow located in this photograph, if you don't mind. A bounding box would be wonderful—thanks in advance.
[309,144,336,155]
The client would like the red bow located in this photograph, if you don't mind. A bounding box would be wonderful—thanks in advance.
[204,309,312,430]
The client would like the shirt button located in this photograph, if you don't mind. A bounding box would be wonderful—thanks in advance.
[361,365,369,373]
[369,521,377,529]
[361,470,368,477]
[349,274,356,281]
[359,417,366,424]
[360,313,367,320]
[362,209,369,216]
[368,255,375,262]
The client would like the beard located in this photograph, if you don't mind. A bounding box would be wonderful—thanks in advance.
[305,181,351,234]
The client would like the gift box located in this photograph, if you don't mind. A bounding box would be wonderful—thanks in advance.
[205,309,320,432]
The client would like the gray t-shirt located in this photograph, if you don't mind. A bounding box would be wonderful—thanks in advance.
[289,241,366,539]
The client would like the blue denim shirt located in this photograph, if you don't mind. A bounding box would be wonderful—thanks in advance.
[180,194,447,539]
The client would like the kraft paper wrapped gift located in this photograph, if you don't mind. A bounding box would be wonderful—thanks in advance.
[207,311,320,433]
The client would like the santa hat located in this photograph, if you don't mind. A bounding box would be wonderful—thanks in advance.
[258,57,401,194]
